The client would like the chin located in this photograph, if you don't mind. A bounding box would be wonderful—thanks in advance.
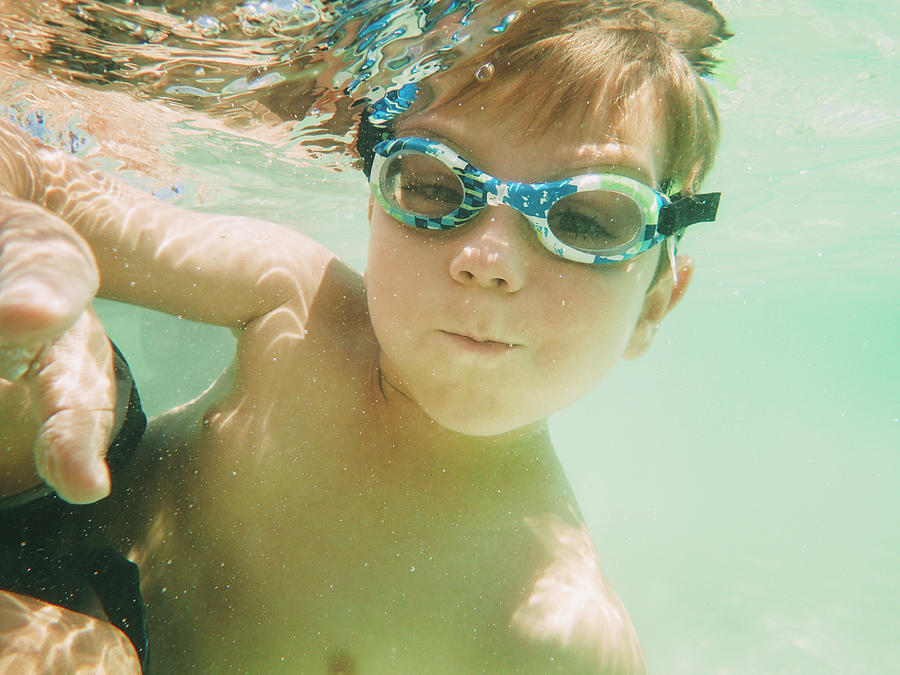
[424,403,546,439]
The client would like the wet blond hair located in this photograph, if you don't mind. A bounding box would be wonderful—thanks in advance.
[422,0,731,194]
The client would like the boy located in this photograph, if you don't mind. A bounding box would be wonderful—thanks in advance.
[0,1,730,672]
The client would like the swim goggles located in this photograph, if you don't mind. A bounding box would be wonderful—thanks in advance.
[368,136,721,265]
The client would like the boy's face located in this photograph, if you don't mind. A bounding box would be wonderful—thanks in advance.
[365,84,683,436]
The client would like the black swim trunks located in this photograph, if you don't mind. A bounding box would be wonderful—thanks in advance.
[0,343,149,671]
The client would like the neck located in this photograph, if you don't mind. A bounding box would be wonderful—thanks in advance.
[368,358,557,478]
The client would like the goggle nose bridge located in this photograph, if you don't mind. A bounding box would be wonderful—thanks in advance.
[483,178,509,208]
[482,181,535,230]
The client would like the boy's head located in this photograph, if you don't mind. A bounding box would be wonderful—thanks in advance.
[360,0,731,194]
[359,0,730,436]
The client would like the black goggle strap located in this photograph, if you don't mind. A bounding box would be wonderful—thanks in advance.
[657,192,721,237]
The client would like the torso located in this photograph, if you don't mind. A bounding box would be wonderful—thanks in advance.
[102,264,642,673]
[0,381,41,495]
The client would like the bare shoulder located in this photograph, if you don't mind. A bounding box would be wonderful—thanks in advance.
[507,509,647,674]
[237,252,371,373]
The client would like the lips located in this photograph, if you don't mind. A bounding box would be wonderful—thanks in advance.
[439,330,520,352]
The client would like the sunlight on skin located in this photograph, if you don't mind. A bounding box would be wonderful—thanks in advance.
[0,17,696,667]
[0,200,98,346]
[253,303,314,352]
[0,310,115,503]
[513,509,647,674]
[28,137,334,329]
[0,114,335,502]
[0,591,140,674]
[27,310,116,503]
[0,188,116,502]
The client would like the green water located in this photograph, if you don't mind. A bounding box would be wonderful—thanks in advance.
[555,2,899,671]
[88,0,900,672]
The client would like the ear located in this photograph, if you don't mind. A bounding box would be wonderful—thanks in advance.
[622,254,694,360]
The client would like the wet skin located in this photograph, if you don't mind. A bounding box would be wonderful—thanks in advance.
[367,88,671,436]
[0,83,691,671]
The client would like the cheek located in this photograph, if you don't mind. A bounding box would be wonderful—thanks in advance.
[367,208,413,294]
[365,223,405,342]
[531,260,654,381]
[367,204,430,275]
[365,212,440,344]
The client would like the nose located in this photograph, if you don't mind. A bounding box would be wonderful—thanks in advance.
[448,206,531,291]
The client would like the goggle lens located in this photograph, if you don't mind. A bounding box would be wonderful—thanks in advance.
[380,149,647,254]
[369,136,720,264]
[547,191,644,253]
[382,151,465,219]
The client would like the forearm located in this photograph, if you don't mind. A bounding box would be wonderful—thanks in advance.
[0,118,336,328]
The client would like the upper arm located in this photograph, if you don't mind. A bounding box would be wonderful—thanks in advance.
[1,117,339,328]
[510,513,648,674]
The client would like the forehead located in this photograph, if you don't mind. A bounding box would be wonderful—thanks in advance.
[395,79,668,185]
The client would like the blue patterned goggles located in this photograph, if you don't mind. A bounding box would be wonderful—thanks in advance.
[368,136,721,265]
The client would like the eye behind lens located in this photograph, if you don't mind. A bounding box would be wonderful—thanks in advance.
[381,151,465,218]
[547,190,643,253]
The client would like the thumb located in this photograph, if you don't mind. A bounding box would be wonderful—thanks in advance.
[28,308,115,504]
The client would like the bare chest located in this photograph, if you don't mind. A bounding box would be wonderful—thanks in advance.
[135,416,560,672]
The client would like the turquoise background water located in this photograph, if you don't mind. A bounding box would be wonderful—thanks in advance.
[555,2,899,672]
[82,0,896,672]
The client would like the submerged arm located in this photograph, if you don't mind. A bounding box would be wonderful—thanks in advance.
[0,117,341,502]
[0,118,338,328]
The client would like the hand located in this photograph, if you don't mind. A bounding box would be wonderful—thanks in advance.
[0,197,116,503]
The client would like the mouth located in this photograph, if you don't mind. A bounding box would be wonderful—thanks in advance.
[439,330,521,353]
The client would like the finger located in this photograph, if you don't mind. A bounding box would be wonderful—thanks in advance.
[0,197,99,346]
[33,408,113,504]
[27,307,115,504]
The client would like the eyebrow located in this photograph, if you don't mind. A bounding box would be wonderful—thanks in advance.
[571,161,658,188]
[568,142,660,186]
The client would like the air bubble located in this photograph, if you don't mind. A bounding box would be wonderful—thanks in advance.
[192,15,223,37]
[474,62,494,81]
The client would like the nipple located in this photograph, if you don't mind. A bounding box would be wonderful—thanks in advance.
[326,650,356,674]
